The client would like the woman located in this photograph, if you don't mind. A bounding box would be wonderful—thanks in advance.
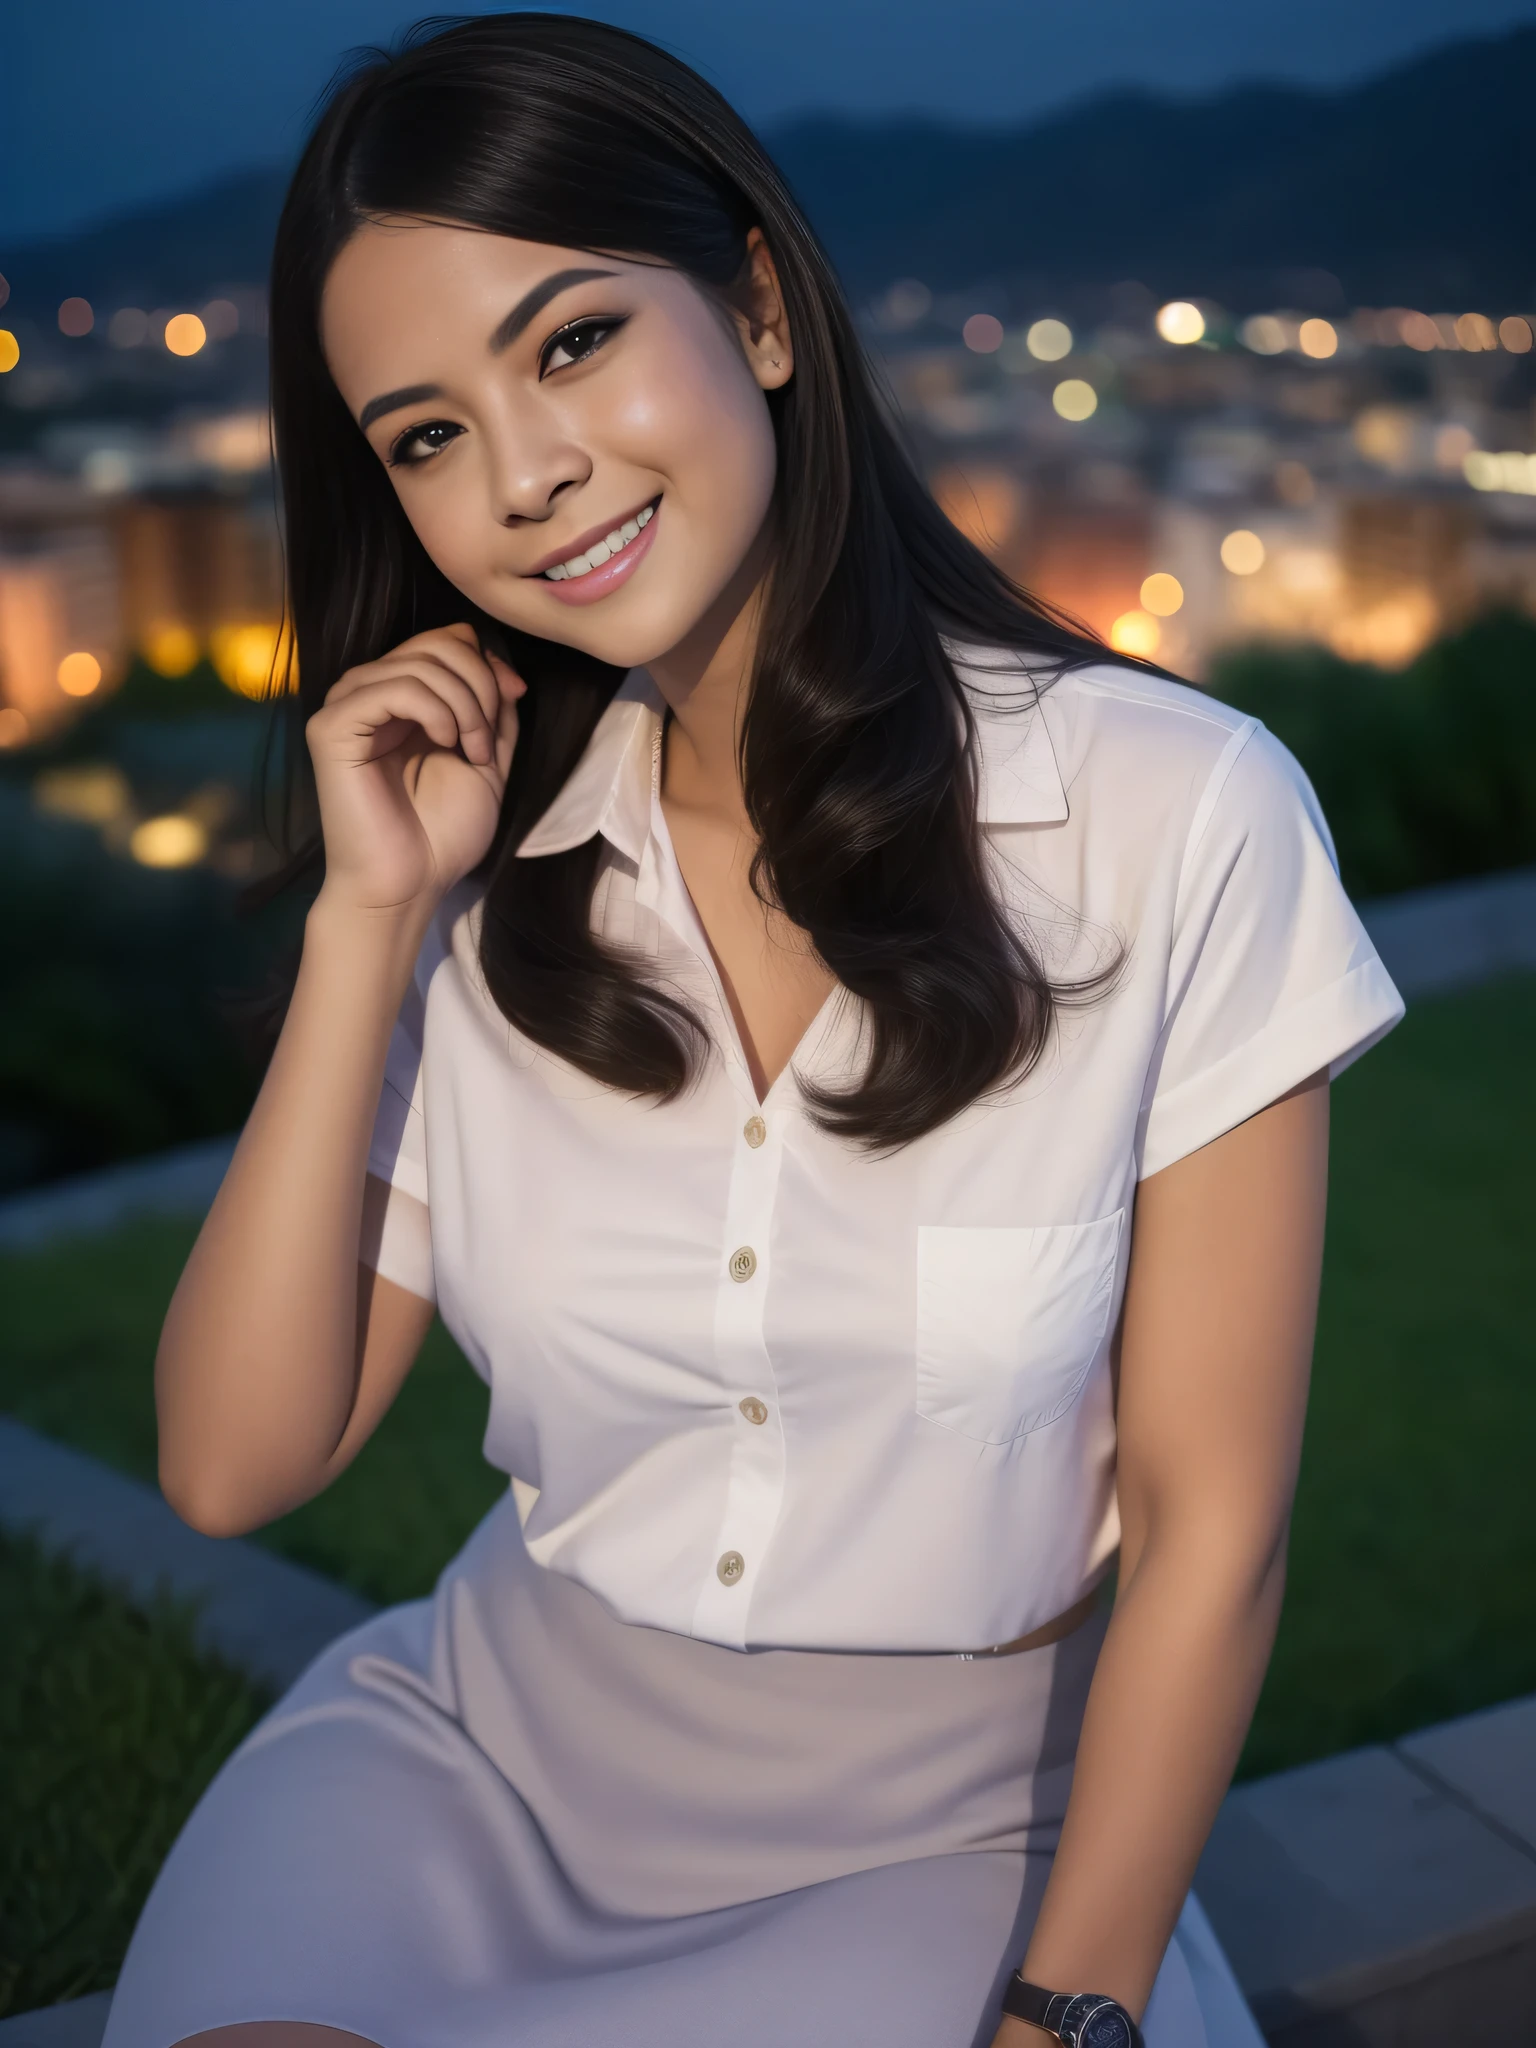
[105,16,1403,2048]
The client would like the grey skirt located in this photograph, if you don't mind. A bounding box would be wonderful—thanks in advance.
[103,1495,1261,2048]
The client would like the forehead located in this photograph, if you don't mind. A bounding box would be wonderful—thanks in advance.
[322,221,598,366]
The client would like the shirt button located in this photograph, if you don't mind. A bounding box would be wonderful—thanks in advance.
[716,1549,746,1586]
[738,1396,768,1426]
[743,1115,767,1148]
[728,1245,757,1283]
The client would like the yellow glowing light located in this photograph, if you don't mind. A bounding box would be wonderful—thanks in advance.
[58,296,94,338]
[211,620,297,698]
[1240,314,1287,355]
[962,313,1004,353]
[0,707,30,748]
[1499,316,1533,354]
[1298,318,1337,359]
[0,331,18,374]
[33,763,132,825]
[1026,318,1073,361]
[165,313,207,357]
[1109,610,1162,657]
[1156,301,1205,345]
[129,814,208,868]
[57,651,103,697]
[144,623,201,677]
[1464,449,1536,497]
[1139,572,1184,617]
[1052,378,1098,421]
[1220,529,1266,576]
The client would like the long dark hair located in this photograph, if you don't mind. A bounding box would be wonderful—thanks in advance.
[268,12,1144,1149]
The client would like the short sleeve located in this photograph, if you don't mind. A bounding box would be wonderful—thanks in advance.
[1136,720,1404,1179]
[360,971,436,1303]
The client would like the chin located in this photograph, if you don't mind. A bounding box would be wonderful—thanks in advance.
[498,592,715,673]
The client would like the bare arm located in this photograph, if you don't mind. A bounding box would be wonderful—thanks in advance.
[992,1069,1330,2035]
[155,624,522,1537]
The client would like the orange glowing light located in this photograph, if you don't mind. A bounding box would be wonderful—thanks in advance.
[210,620,298,699]
[1499,316,1533,354]
[1139,573,1184,617]
[0,706,28,747]
[143,624,201,677]
[165,313,207,357]
[1220,530,1266,576]
[130,815,208,868]
[57,651,103,697]
[0,331,18,374]
[1399,312,1439,352]
[1109,610,1162,657]
[1298,318,1337,359]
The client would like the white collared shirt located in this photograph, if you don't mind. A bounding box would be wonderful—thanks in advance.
[363,652,1403,1652]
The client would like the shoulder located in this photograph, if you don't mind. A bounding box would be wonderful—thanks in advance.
[955,644,1309,837]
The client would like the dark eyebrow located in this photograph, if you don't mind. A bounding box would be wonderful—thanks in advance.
[359,382,443,432]
[489,267,619,353]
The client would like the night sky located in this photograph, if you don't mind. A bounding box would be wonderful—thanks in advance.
[7,0,1536,243]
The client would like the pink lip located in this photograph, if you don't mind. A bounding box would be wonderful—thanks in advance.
[537,502,660,607]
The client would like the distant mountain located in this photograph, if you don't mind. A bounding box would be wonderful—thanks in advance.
[4,24,1534,323]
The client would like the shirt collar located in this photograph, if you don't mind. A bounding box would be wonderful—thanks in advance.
[514,650,1067,861]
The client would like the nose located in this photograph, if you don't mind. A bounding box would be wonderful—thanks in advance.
[484,393,591,526]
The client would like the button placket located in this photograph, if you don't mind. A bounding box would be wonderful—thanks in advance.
[692,1094,789,1647]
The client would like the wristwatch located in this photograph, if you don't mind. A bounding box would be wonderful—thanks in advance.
[1000,1974,1144,2047]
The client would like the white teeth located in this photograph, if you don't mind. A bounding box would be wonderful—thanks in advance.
[543,504,657,581]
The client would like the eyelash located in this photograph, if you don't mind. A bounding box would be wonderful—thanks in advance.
[386,315,628,468]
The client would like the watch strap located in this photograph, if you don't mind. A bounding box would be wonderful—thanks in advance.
[1000,1975,1145,2048]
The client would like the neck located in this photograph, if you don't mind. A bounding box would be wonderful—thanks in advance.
[647,524,772,822]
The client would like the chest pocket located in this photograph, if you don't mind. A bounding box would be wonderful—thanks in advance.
[915,1212,1125,1444]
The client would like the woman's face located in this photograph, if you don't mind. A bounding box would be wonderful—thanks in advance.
[321,221,793,670]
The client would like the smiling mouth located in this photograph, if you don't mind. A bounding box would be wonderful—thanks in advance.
[543,502,657,582]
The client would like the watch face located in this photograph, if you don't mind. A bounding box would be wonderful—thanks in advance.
[1064,1997,1136,2048]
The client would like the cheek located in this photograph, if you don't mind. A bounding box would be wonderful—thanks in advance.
[395,475,492,591]
[617,333,777,529]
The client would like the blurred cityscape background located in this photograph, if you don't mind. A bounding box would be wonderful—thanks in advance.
[2,12,1535,1192]
[3,5,1536,2022]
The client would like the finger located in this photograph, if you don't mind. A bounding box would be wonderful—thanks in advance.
[332,627,500,733]
[491,691,520,781]
[313,676,466,760]
[486,652,528,702]
[331,659,495,764]
[404,630,502,732]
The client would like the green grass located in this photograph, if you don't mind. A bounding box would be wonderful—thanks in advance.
[1241,971,1536,1774]
[0,1244,505,1605]
[0,1526,268,2016]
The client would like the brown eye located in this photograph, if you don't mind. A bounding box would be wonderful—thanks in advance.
[388,420,464,467]
[539,315,626,377]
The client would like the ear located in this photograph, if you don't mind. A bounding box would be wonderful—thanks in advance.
[735,226,794,392]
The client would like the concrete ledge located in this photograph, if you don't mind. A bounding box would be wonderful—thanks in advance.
[0,1137,237,1252]
[1198,1722,1536,2043]
[0,1416,375,1693]
[1359,863,1536,998]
